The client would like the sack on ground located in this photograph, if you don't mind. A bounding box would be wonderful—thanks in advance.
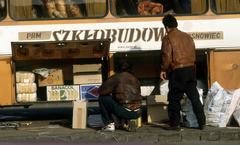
[233,108,240,126]
[181,89,203,128]
[204,81,233,127]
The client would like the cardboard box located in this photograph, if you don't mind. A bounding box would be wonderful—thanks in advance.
[74,74,102,84]
[38,70,64,87]
[73,64,102,84]
[147,95,169,123]
[47,85,80,101]
[72,100,88,129]
[80,84,101,100]
[73,64,102,73]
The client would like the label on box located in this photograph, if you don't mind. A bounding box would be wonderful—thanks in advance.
[47,85,79,101]
[80,84,101,100]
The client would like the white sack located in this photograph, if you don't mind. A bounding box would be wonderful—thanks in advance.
[227,89,240,125]
[204,81,233,127]
[233,108,240,126]
[159,80,169,95]
[181,89,203,128]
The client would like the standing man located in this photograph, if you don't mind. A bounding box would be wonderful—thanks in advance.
[98,60,142,132]
[160,14,206,130]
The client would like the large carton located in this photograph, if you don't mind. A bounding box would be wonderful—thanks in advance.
[147,95,169,123]
[72,100,88,129]
[47,85,80,101]
[38,70,64,87]
[73,64,102,84]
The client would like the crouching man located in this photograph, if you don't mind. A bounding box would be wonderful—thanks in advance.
[98,60,142,132]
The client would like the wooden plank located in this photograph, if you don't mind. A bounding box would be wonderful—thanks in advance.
[0,57,14,106]
[209,51,240,91]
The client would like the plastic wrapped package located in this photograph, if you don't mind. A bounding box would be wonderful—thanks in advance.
[16,71,35,83]
[66,2,82,17]
[17,93,37,102]
[55,0,68,17]
[42,0,56,18]
[204,81,233,127]
[138,2,164,15]
[233,109,240,126]
[16,83,37,93]
[0,0,5,10]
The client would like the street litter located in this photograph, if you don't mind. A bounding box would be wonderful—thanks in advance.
[0,122,19,130]
[47,124,61,128]
[20,122,32,126]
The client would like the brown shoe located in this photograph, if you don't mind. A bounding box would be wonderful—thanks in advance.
[167,126,181,131]
[200,125,206,130]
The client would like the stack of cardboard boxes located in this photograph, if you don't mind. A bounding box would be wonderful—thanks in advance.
[72,64,102,129]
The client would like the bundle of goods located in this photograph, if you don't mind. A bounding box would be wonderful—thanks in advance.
[138,1,163,15]
[55,0,68,17]
[0,0,4,10]
[42,0,82,18]
[16,71,37,102]
[16,71,35,83]
[17,93,37,102]
[42,0,56,18]
[204,81,233,127]
[16,83,37,94]
[66,1,83,17]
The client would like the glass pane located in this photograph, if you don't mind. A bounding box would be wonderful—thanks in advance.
[0,0,6,20]
[112,0,207,16]
[212,0,240,13]
[10,0,107,20]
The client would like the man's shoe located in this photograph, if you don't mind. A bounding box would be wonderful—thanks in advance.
[102,123,115,132]
[127,119,137,132]
[167,126,181,131]
[200,125,206,130]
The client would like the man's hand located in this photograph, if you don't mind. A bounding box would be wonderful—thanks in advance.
[160,71,167,80]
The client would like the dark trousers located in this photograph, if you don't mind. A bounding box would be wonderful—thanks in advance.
[99,95,142,125]
[168,66,206,127]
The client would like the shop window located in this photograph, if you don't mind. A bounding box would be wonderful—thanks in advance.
[211,0,240,14]
[9,0,107,20]
[112,0,207,16]
[0,0,6,20]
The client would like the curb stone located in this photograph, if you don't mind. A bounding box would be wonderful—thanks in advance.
[201,132,220,141]
[181,132,200,141]
[220,130,239,140]
[158,132,181,142]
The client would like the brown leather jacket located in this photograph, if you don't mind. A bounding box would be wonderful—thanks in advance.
[98,72,142,104]
[161,28,195,72]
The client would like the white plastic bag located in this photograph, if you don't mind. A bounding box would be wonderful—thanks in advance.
[181,89,203,128]
[204,81,233,127]
[227,89,240,125]
[159,80,169,95]
[233,108,240,126]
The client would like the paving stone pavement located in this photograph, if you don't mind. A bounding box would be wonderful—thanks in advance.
[0,120,239,143]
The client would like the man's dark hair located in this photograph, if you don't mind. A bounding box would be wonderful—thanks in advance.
[162,14,178,28]
[117,60,133,74]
